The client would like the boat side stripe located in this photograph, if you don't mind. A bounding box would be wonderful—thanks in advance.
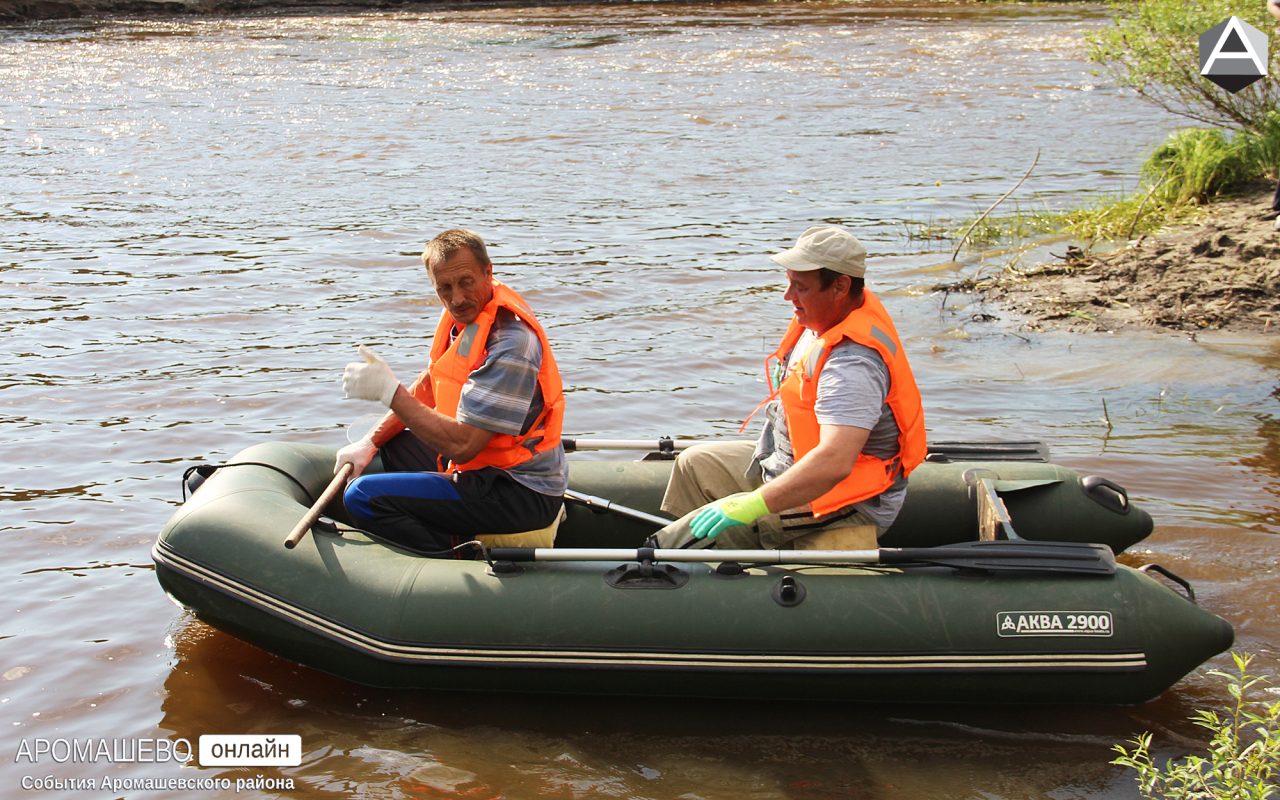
[153,540,1148,673]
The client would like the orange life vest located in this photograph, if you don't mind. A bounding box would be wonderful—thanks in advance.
[769,290,927,516]
[375,280,564,472]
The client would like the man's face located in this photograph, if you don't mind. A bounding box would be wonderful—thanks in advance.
[428,249,494,326]
[783,269,849,333]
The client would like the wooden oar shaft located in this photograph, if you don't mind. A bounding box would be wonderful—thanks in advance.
[284,462,353,549]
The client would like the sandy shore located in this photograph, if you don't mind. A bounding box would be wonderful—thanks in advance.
[953,185,1280,335]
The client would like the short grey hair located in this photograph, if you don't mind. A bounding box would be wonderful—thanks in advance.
[421,228,490,269]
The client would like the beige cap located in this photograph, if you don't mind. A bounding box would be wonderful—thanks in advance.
[769,225,867,278]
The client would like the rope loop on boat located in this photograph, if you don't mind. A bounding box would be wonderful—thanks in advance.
[182,462,317,505]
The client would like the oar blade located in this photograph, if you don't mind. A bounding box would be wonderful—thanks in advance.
[882,541,1117,575]
[486,540,1117,576]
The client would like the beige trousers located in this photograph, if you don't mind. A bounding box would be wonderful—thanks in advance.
[654,441,882,550]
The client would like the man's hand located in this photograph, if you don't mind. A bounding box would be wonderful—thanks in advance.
[343,345,400,407]
[335,437,378,481]
[690,489,770,540]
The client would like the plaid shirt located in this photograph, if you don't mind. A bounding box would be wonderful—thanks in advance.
[453,308,567,496]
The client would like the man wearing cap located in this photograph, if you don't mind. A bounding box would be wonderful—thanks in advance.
[653,225,927,550]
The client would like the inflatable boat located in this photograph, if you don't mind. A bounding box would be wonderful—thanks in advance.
[153,439,1232,705]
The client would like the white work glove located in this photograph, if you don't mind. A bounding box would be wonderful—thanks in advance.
[343,345,400,407]
[335,436,379,480]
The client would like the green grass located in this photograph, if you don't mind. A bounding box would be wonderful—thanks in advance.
[934,117,1280,249]
[910,199,1063,250]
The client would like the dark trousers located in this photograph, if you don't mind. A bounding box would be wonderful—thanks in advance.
[343,432,562,559]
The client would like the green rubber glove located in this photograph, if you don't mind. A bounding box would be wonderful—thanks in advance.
[690,489,770,540]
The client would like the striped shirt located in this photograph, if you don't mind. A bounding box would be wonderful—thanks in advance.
[454,308,567,496]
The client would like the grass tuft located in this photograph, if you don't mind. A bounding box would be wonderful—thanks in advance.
[933,116,1280,247]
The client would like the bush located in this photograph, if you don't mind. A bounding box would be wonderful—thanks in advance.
[1087,0,1280,133]
[1145,127,1257,206]
[1111,652,1280,800]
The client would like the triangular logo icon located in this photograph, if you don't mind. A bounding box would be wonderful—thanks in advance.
[1199,16,1269,93]
[1220,28,1248,52]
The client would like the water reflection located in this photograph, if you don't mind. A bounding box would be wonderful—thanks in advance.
[162,619,1167,800]
[1240,417,1280,529]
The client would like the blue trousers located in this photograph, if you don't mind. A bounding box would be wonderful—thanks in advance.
[343,432,561,559]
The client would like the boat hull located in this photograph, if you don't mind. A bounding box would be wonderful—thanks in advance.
[154,442,1231,704]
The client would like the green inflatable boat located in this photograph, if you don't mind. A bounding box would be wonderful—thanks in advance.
[153,439,1232,705]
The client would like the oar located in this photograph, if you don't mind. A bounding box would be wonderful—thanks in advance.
[487,540,1117,575]
[562,438,1054,462]
[563,489,672,527]
[284,463,353,549]
[562,437,698,453]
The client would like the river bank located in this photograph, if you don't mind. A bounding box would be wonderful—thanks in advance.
[959,185,1280,335]
[0,0,691,22]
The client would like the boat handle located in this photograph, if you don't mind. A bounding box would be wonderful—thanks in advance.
[1081,476,1129,514]
[1138,564,1197,605]
[771,576,807,607]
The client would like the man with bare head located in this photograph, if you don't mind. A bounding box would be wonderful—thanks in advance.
[336,228,567,557]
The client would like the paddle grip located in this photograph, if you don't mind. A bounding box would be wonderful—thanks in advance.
[284,462,353,549]
[489,548,538,562]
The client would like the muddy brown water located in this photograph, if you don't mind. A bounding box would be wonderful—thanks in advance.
[2,3,1278,797]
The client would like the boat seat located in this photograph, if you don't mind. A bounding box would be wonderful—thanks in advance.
[787,524,878,551]
[474,505,566,550]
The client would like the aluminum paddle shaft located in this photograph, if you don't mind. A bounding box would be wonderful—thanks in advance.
[487,541,1117,575]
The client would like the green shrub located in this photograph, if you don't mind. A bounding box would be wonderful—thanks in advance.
[1144,118,1280,206]
[1111,652,1280,800]
[1145,128,1252,206]
[1087,0,1280,133]
[1243,112,1280,180]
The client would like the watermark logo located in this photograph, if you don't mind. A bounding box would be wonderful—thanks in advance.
[1199,16,1269,93]
[13,735,301,793]
[198,734,301,766]
[14,737,193,764]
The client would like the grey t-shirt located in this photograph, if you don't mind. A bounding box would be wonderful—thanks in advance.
[751,329,906,528]
[454,308,568,496]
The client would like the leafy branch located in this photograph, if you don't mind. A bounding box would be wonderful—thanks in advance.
[1112,652,1280,799]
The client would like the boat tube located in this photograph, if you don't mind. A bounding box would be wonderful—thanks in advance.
[153,441,1231,705]
[556,439,1154,552]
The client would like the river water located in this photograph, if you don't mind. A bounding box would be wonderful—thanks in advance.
[2,2,1279,797]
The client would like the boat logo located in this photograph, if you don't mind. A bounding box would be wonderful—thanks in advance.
[997,611,1113,637]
